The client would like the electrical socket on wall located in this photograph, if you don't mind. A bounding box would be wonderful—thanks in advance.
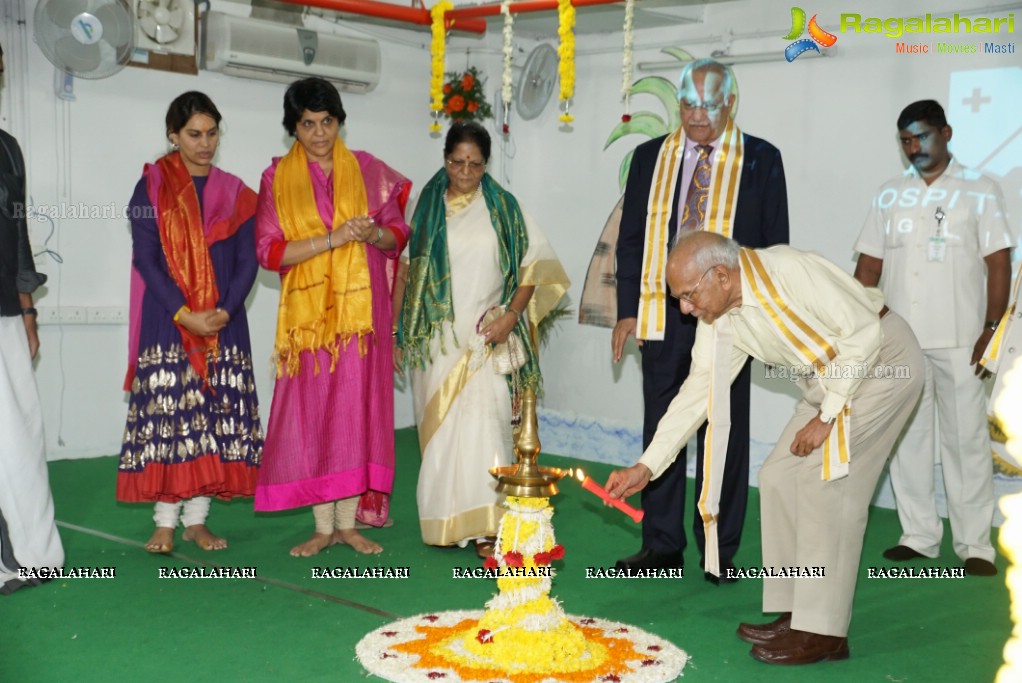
[36,306,125,325]
[36,306,87,325]
[35,307,63,325]
[87,307,128,325]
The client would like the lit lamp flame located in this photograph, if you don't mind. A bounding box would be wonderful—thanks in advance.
[573,468,644,523]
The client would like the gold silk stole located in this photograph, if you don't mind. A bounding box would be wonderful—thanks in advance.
[981,267,1022,372]
[154,152,220,384]
[636,119,743,340]
[272,139,373,376]
[699,249,853,577]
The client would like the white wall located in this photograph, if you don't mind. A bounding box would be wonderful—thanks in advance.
[3,0,1019,468]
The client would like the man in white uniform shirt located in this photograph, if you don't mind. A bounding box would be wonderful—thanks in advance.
[854,99,1011,577]
[606,231,924,664]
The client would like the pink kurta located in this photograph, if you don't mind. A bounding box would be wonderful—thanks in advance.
[253,151,411,519]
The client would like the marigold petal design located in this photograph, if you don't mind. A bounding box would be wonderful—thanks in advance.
[358,613,686,683]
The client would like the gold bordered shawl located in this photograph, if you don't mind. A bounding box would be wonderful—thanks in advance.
[699,248,852,577]
[272,139,372,376]
[636,120,743,340]
[737,248,850,480]
[981,267,1022,372]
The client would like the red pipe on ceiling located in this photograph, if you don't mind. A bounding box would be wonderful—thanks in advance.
[278,0,628,34]
[448,0,624,21]
[274,0,488,34]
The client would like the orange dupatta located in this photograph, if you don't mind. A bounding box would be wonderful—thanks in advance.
[151,152,256,384]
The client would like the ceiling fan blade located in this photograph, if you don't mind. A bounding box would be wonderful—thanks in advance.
[55,35,101,72]
[46,0,83,28]
[166,8,184,29]
[136,0,156,16]
[538,53,557,82]
[93,4,132,48]
[153,23,179,44]
[139,15,158,39]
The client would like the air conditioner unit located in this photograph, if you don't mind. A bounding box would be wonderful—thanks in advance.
[204,12,381,94]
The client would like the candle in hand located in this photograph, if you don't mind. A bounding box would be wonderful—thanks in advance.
[574,469,644,523]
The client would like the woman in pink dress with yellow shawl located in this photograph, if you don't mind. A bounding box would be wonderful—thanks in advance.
[254,78,411,557]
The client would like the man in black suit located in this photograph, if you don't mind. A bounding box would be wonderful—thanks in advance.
[613,58,788,581]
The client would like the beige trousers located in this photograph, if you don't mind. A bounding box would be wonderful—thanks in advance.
[758,312,924,637]
[889,346,995,562]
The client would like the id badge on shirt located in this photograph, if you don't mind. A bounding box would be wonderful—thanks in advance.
[928,236,946,263]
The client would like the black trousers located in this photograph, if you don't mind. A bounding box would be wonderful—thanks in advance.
[637,304,751,562]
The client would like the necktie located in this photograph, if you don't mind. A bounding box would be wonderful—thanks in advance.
[679,145,713,233]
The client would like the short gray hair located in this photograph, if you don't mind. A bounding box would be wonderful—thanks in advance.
[671,230,740,272]
[677,58,733,101]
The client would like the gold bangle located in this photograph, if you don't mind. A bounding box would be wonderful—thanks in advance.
[173,305,191,322]
[507,306,522,319]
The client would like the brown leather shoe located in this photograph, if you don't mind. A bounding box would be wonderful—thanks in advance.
[882,544,927,561]
[737,613,792,645]
[750,628,849,665]
[964,558,998,576]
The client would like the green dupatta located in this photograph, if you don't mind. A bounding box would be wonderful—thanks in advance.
[398,169,541,391]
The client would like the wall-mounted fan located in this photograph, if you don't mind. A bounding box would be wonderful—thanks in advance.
[34,0,134,79]
[135,0,196,56]
[516,43,557,121]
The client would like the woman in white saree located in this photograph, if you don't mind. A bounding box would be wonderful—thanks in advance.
[396,122,569,558]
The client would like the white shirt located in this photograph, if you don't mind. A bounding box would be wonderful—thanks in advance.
[638,246,886,479]
[855,157,1013,349]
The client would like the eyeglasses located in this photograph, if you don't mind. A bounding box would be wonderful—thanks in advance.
[445,158,486,172]
[678,267,715,304]
[679,99,726,114]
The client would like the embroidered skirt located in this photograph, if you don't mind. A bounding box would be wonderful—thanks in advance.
[116,337,263,503]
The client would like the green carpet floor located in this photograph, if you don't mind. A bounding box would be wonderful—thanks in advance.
[3,428,1010,682]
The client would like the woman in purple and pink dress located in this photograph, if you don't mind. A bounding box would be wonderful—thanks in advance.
[117,92,263,553]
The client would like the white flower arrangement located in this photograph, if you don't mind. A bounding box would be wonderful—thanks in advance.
[621,0,635,116]
[501,0,514,130]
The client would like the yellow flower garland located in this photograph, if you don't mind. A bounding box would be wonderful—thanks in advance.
[429,1,454,132]
[557,0,576,123]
